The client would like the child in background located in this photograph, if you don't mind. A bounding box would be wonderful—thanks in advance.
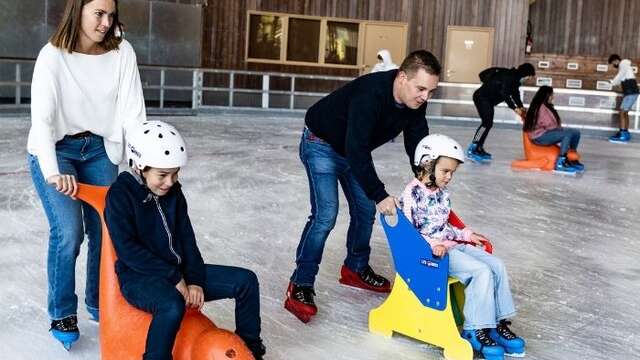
[607,54,638,143]
[523,85,584,174]
[399,134,525,360]
[105,121,265,360]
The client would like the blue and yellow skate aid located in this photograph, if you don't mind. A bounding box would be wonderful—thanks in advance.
[75,184,255,360]
[369,209,492,360]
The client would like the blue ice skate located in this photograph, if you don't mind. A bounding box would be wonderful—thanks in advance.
[568,160,585,173]
[476,147,493,161]
[462,328,505,360]
[552,156,577,175]
[50,315,79,351]
[490,320,526,357]
[466,143,488,163]
[609,130,631,144]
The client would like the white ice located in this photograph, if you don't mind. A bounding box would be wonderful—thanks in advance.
[1,113,639,359]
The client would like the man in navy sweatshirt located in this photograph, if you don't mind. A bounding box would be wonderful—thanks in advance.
[285,50,441,323]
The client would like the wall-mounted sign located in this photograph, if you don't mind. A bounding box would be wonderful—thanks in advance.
[536,77,552,86]
[567,62,579,70]
[464,40,474,49]
[596,81,612,90]
[599,98,617,108]
[566,79,582,88]
[569,96,586,106]
[596,64,608,72]
[537,61,550,69]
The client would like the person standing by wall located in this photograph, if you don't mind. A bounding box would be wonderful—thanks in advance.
[608,54,638,143]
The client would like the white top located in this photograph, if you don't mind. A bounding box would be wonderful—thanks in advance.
[610,59,636,86]
[27,39,146,179]
[370,49,398,73]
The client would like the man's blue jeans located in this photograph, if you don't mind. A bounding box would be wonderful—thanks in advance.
[29,134,118,320]
[290,128,376,287]
[532,128,581,156]
[119,265,262,360]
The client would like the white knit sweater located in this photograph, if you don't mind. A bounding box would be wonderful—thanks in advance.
[27,39,146,179]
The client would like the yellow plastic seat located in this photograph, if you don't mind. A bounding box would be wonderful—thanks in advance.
[370,275,472,359]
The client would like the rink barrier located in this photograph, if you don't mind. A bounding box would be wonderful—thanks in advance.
[1,58,638,132]
[74,183,255,360]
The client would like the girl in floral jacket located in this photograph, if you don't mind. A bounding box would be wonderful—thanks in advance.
[399,134,525,359]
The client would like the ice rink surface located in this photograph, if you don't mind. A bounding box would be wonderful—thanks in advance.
[1,113,639,359]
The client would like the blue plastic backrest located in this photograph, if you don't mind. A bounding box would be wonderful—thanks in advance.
[380,210,450,311]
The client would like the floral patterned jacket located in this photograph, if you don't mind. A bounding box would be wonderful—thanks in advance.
[399,178,473,249]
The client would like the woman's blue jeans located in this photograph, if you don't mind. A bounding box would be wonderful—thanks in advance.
[532,128,581,156]
[29,134,118,320]
[290,128,376,287]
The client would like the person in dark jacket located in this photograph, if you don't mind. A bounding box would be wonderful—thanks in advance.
[466,63,536,162]
[104,121,265,360]
[284,50,440,323]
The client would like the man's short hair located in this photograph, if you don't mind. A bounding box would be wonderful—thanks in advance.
[399,50,441,78]
[608,54,621,64]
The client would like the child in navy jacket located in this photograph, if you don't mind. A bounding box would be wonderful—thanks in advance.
[105,121,265,360]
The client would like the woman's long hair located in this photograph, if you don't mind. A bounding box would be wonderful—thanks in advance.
[50,0,122,53]
[523,85,561,132]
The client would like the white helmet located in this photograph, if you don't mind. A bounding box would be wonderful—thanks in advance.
[126,121,187,170]
[413,134,464,166]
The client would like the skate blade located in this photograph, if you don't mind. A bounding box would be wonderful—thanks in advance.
[465,155,488,164]
[504,350,526,358]
[552,169,578,176]
[51,331,79,351]
[284,302,314,323]
[338,278,391,293]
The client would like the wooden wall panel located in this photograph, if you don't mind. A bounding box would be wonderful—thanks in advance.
[202,0,529,76]
[529,0,640,58]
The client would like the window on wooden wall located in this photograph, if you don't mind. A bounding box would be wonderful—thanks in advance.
[245,10,407,69]
[325,21,359,65]
[247,14,282,60]
[286,18,321,63]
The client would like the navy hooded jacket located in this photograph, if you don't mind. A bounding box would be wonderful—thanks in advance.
[104,171,206,288]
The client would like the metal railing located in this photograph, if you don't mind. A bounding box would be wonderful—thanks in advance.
[1,58,638,131]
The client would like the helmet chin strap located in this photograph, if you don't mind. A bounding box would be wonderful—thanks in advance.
[131,166,149,187]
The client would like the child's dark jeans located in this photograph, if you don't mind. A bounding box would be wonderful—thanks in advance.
[119,264,262,360]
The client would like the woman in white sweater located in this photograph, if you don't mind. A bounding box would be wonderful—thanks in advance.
[27,0,145,348]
